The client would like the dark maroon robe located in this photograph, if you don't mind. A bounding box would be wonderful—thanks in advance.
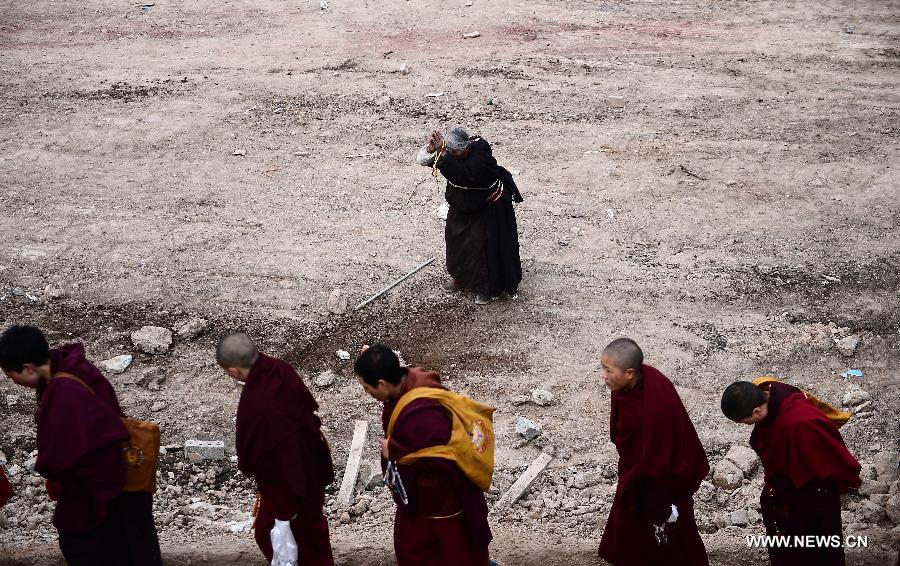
[0,464,12,508]
[37,344,129,533]
[437,137,523,297]
[236,354,335,565]
[598,365,710,566]
[750,381,861,566]
[382,367,491,566]
[35,344,161,566]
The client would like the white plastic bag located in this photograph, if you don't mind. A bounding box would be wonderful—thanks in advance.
[270,519,298,566]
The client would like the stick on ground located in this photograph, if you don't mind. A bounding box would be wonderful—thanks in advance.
[493,452,554,509]
[337,420,369,506]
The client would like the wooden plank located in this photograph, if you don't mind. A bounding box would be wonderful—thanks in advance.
[493,452,553,509]
[337,420,369,506]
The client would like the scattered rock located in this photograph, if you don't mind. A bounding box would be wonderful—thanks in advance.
[432,202,449,220]
[315,371,337,388]
[326,289,348,315]
[150,401,168,412]
[101,355,133,374]
[832,333,860,357]
[856,499,885,524]
[874,451,898,483]
[697,480,715,502]
[463,31,481,39]
[531,388,554,407]
[727,509,748,527]
[336,350,351,361]
[398,62,409,75]
[842,386,870,407]
[885,493,900,524]
[723,445,759,475]
[712,459,743,490]
[349,497,371,516]
[45,286,66,300]
[859,479,891,496]
[515,417,542,441]
[232,149,246,156]
[174,317,208,339]
[131,326,173,355]
[511,395,530,406]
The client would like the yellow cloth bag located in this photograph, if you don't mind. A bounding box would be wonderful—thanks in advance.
[752,376,852,428]
[387,388,495,491]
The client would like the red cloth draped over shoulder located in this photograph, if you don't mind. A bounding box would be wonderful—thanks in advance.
[236,354,334,516]
[35,344,129,532]
[611,364,710,501]
[750,383,861,492]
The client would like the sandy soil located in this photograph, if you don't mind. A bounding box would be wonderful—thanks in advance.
[1,0,898,564]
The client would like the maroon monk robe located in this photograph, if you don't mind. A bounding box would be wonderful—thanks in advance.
[0,464,12,508]
[750,381,861,566]
[598,364,710,566]
[36,344,129,533]
[382,367,491,566]
[236,354,335,566]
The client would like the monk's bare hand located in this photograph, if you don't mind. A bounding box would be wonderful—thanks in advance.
[378,438,389,459]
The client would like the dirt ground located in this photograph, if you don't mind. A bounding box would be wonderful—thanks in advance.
[1,0,898,564]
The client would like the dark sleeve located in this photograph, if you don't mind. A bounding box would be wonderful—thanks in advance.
[637,478,674,524]
[388,399,451,460]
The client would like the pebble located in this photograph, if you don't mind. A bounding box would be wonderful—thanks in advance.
[336,350,351,361]
[531,388,554,406]
[174,317,208,339]
[885,493,900,524]
[832,334,860,357]
[462,31,481,39]
[315,371,337,388]
[842,386,870,407]
[151,401,168,412]
[131,326,173,355]
[515,416,542,440]
[326,289,348,315]
[101,355,133,374]
[232,149,246,156]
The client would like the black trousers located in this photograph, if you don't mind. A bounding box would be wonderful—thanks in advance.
[760,479,845,566]
[58,492,162,566]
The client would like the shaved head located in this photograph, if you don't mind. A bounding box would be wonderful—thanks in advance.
[216,332,259,369]
[602,337,643,371]
[721,381,767,421]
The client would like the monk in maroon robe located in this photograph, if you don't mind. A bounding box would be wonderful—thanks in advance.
[0,325,162,566]
[354,344,492,566]
[721,379,862,566]
[217,332,335,565]
[0,462,13,508]
[598,338,710,566]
